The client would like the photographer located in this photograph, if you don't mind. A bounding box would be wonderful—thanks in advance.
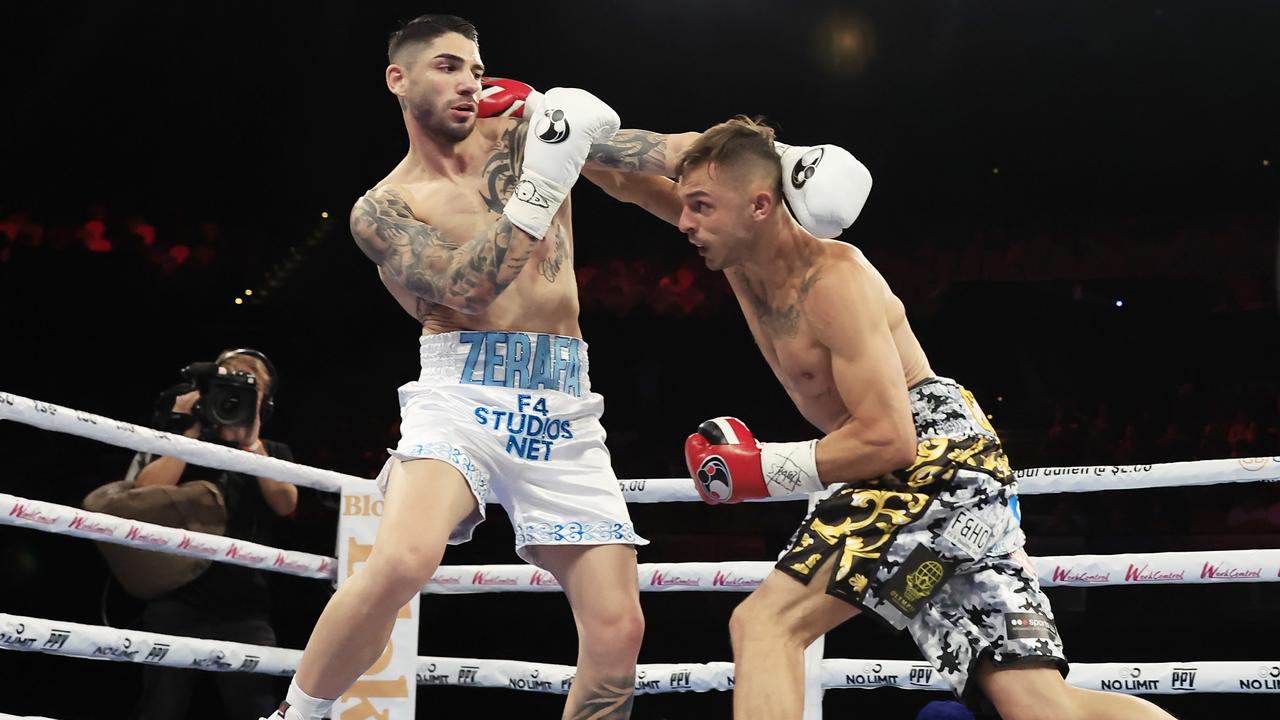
[127,348,296,719]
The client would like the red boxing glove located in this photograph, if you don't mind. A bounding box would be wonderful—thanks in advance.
[684,417,824,505]
[478,77,543,119]
[685,417,767,505]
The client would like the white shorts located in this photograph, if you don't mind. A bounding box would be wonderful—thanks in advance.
[375,331,647,565]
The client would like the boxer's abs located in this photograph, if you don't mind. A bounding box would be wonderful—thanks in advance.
[380,235,583,338]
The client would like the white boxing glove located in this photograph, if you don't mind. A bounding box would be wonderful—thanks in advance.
[503,88,620,239]
[775,142,873,239]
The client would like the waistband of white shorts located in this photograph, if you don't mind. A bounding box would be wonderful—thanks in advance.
[417,331,591,397]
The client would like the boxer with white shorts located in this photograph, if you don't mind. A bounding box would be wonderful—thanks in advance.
[380,331,643,562]
[265,15,680,720]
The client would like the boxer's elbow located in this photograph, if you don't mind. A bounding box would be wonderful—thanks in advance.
[886,435,918,472]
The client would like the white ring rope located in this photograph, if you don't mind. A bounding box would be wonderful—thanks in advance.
[0,493,336,580]
[0,393,351,494]
[2,613,1277,697]
[424,549,1280,593]
[3,392,1278,502]
[3,491,1275,591]
[615,454,1280,502]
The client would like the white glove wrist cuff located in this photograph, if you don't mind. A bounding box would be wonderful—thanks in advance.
[759,439,824,496]
[502,169,568,239]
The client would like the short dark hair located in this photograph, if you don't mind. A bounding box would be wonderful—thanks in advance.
[387,14,479,65]
[677,116,783,198]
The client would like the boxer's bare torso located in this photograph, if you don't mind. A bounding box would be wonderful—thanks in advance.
[727,241,933,434]
[353,116,581,338]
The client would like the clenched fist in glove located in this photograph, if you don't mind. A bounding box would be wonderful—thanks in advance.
[502,86,619,240]
[774,142,873,239]
[684,417,825,505]
[478,77,544,119]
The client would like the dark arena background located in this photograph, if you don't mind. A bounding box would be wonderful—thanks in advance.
[2,2,1278,718]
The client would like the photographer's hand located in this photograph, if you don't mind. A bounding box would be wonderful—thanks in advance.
[134,391,202,487]
[249,440,300,517]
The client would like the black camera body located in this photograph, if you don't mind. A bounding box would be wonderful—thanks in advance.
[180,361,261,430]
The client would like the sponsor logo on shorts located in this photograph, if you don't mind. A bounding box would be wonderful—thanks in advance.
[941,508,994,559]
[882,545,954,619]
[459,332,582,397]
[1005,612,1059,640]
[457,665,480,685]
[473,393,575,463]
[1171,667,1197,691]
[669,670,692,689]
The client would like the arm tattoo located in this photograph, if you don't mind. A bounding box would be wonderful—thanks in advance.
[538,227,570,283]
[587,129,668,174]
[350,187,534,314]
[567,678,634,720]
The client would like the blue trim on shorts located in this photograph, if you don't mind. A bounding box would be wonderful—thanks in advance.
[515,521,640,545]
[401,441,491,504]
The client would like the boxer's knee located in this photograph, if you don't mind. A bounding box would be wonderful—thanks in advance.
[580,605,645,664]
[729,593,793,647]
[362,540,446,602]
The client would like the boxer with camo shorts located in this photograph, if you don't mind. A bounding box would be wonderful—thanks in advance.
[587,118,1180,719]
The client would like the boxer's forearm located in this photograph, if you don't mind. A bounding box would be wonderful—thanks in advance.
[815,422,918,485]
[587,130,699,177]
[582,168,682,226]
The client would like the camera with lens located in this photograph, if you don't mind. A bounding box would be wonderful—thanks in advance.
[179,361,261,430]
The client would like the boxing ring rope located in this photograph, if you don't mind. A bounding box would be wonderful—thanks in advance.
[2,392,1278,501]
[4,612,1278,697]
[5,492,1278,590]
[3,389,1279,716]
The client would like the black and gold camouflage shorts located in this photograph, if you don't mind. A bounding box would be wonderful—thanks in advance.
[775,377,1067,706]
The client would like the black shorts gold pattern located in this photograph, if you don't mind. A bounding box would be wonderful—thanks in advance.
[774,377,1067,706]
